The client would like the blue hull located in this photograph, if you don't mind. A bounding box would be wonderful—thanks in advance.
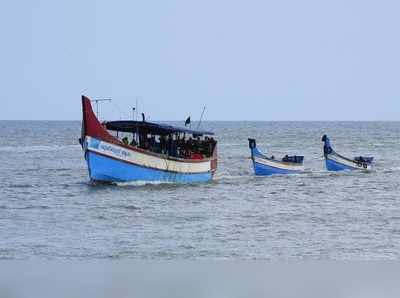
[86,151,212,183]
[253,161,301,176]
[325,158,354,171]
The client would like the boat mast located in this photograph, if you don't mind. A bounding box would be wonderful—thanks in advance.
[197,105,206,130]
[135,97,139,147]
[91,98,112,119]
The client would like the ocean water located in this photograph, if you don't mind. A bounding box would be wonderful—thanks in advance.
[0,121,399,260]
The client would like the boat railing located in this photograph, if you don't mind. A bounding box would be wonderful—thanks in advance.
[113,135,217,162]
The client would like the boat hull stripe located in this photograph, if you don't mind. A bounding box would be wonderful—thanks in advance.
[86,151,212,183]
[254,156,305,171]
[325,154,372,171]
[86,136,212,174]
[252,160,302,176]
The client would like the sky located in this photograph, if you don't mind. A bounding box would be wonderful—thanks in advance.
[1,0,399,121]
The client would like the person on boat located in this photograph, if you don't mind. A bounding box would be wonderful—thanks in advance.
[322,135,333,155]
[187,137,193,151]
[203,137,209,156]
[160,135,167,154]
[183,138,190,158]
[203,137,210,157]
[138,133,144,148]
[122,136,129,145]
[171,137,178,157]
[149,135,156,150]
[193,137,201,154]
[167,135,173,156]
[184,137,192,158]
[130,138,137,146]
[143,138,149,150]
[177,135,186,157]
[193,142,199,155]
[210,137,216,153]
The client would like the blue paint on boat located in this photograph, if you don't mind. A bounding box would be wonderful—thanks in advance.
[86,151,212,183]
[248,138,304,176]
[252,160,301,176]
[322,134,374,172]
[250,145,267,159]
[325,158,354,171]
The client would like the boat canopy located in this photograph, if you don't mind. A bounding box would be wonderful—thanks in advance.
[103,120,215,136]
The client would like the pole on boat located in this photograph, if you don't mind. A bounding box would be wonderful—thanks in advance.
[135,98,139,143]
[91,98,112,119]
[136,98,139,120]
[197,106,206,130]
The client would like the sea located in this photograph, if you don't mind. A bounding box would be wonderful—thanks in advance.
[1,121,399,260]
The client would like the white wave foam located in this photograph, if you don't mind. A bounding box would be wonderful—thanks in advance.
[115,180,174,187]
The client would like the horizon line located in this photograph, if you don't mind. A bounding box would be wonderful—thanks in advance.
[0,119,399,122]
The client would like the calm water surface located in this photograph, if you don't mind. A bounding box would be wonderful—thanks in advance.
[0,121,399,259]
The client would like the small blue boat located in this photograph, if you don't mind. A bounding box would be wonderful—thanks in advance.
[248,139,304,176]
[322,135,374,171]
[80,96,218,183]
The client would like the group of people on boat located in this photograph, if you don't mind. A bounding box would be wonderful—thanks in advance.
[121,133,216,160]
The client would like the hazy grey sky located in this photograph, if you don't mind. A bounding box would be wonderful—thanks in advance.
[1,0,399,120]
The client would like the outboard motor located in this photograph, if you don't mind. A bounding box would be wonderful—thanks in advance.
[354,156,374,164]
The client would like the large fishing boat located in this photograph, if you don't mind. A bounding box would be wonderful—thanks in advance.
[80,96,217,183]
[322,135,373,171]
[248,138,304,175]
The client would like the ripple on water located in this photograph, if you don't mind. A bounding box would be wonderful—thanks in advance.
[111,205,141,211]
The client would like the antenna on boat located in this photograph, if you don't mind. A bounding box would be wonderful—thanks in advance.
[91,98,112,119]
[136,98,139,120]
[197,105,206,130]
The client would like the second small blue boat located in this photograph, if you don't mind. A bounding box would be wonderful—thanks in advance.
[248,139,304,176]
[322,135,374,171]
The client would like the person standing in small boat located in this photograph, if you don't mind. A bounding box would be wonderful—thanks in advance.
[322,135,333,155]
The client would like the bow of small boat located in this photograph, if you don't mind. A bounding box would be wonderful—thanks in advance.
[252,156,305,176]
